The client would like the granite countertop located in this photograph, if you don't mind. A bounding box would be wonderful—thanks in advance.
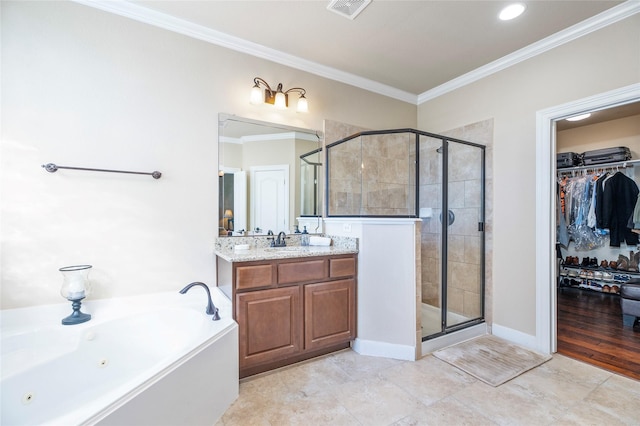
[215,245,358,263]
[214,234,358,263]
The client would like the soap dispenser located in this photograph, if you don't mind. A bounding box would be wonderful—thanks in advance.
[301,226,310,246]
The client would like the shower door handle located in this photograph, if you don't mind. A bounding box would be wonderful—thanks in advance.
[439,210,455,226]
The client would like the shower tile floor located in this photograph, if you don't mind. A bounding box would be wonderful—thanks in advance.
[421,304,470,337]
[216,348,640,426]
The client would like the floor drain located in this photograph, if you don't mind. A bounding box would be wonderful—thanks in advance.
[98,358,109,368]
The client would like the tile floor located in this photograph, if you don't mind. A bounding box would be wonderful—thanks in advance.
[216,349,640,426]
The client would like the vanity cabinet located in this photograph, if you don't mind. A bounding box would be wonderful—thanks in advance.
[226,254,357,378]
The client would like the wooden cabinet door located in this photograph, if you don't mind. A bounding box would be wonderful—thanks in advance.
[304,279,356,351]
[237,286,302,369]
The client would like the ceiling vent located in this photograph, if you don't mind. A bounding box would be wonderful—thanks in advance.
[327,0,371,20]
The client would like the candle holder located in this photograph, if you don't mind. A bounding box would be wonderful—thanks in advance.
[59,265,92,325]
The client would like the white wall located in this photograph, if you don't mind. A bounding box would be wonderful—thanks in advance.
[325,218,419,360]
[417,13,640,338]
[0,1,416,309]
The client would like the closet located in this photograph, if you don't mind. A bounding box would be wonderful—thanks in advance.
[555,103,640,380]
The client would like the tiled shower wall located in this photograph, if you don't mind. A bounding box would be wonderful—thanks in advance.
[328,132,415,216]
[420,139,483,319]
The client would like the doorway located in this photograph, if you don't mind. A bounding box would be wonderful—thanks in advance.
[535,83,640,358]
[250,165,289,233]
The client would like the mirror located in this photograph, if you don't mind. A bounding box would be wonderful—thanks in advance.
[218,114,323,237]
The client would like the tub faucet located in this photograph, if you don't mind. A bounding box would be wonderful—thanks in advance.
[179,282,220,321]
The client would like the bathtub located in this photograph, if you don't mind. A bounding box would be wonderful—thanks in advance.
[1,288,238,426]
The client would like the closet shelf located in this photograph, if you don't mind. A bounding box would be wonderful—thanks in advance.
[557,158,640,175]
[559,264,640,294]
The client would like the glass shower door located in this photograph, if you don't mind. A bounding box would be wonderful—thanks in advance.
[419,136,485,339]
[444,140,484,331]
[418,135,445,337]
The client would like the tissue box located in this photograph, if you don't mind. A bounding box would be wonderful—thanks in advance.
[309,236,331,246]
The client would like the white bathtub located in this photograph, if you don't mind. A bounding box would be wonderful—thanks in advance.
[1,288,238,426]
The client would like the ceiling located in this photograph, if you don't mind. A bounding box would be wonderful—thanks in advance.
[129,0,629,99]
[556,100,640,131]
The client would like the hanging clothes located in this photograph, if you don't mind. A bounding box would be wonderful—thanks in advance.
[559,172,606,251]
[630,194,640,232]
[600,171,639,247]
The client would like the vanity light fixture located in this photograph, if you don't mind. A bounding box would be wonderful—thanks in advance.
[250,77,309,113]
[499,3,526,21]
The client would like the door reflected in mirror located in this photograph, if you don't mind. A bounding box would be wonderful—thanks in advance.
[218,114,323,237]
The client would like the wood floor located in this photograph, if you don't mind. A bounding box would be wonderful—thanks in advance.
[557,286,640,381]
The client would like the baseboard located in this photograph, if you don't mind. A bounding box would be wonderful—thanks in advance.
[491,323,542,352]
[351,338,417,361]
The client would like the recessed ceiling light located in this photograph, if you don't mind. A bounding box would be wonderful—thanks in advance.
[499,3,526,21]
[566,113,592,122]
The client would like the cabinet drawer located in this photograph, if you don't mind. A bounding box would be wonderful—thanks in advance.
[278,259,327,284]
[329,257,356,278]
[235,264,275,290]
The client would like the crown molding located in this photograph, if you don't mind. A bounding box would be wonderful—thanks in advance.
[70,0,417,104]
[71,0,638,106]
[417,1,640,104]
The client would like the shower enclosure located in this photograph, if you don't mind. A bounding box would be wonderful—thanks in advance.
[300,148,322,217]
[326,129,485,341]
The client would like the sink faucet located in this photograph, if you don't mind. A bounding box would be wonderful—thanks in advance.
[269,231,287,247]
[179,282,220,320]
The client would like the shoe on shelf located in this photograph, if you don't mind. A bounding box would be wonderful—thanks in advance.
[600,260,609,268]
[613,274,630,282]
[609,260,618,269]
[617,254,629,271]
[629,251,639,272]
[602,272,614,282]
[603,285,611,293]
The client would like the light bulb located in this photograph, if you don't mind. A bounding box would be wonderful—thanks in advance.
[297,95,308,113]
[250,84,263,105]
[274,91,287,109]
